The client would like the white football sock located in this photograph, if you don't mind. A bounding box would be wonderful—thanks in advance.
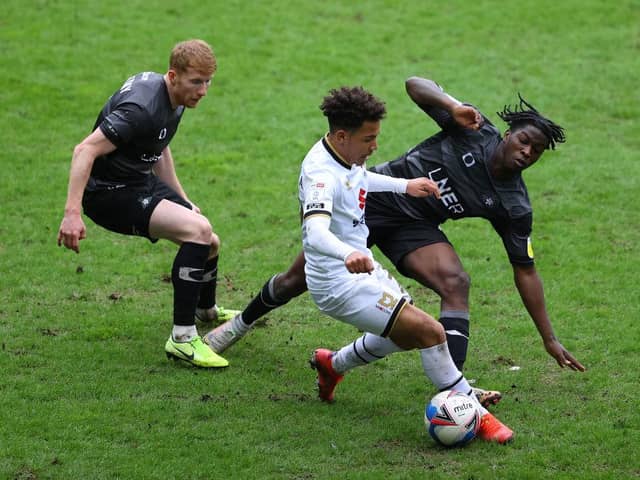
[420,342,472,393]
[332,333,404,374]
[172,324,198,342]
[231,313,251,335]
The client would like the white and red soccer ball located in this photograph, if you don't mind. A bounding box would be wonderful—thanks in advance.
[425,390,481,447]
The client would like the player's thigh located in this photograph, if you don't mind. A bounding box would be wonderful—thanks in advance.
[401,242,466,294]
[149,199,216,246]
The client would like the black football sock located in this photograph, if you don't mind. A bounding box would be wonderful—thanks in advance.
[439,311,470,371]
[172,242,210,326]
[197,255,218,310]
[241,275,290,325]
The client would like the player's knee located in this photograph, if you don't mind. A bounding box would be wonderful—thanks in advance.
[275,270,307,299]
[415,316,446,348]
[392,310,445,350]
[208,231,220,255]
[441,270,470,299]
[188,217,215,245]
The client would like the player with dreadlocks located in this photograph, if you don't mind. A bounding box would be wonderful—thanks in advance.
[204,76,585,407]
[498,93,566,150]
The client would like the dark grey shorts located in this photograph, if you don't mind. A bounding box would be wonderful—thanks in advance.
[367,218,450,276]
[82,176,191,241]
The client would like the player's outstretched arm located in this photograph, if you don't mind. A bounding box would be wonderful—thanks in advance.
[405,76,457,111]
[367,172,439,199]
[513,264,586,372]
[405,76,482,131]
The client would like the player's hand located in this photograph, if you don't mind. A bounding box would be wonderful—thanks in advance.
[344,251,374,274]
[57,213,87,253]
[544,338,586,372]
[187,200,201,214]
[452,104,483,130]
[406,177,441,199]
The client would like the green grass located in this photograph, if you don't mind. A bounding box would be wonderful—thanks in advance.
[1,0,639,478]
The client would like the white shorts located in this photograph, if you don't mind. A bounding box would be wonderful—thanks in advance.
[309,261,412,337]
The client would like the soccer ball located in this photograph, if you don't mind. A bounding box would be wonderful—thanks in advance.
[424,390,481,447]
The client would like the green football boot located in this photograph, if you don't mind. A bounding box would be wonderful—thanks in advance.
[165,335,229,368]
[195,305,241,323]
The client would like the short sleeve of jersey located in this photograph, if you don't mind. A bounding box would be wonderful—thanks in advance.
[99,103,148,147]
[491,213,535,265]
[301,171,336,221]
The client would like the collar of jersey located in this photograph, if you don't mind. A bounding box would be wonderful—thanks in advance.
[322,135,352,170]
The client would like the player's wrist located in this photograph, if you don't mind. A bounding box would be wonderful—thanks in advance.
[342,249,359,263]
[64,206,82,216]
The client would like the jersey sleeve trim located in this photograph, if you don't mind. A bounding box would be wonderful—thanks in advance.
[303,210,331,220]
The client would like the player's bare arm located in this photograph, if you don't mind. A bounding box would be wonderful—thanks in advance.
[153,146,200,213]
[513,264,586,372]
[58,129,116,253]
[406,76,482,130]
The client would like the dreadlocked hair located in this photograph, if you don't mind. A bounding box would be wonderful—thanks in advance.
[497,93,566,150]
[320,86,386,133]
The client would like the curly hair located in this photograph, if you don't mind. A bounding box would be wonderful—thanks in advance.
[169,39,217,76]
[320,86,386,133]
[497,94,566,150]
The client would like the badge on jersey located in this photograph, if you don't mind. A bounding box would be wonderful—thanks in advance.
[304,181,332,219]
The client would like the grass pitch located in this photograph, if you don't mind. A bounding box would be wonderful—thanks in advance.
[1,1,639,479]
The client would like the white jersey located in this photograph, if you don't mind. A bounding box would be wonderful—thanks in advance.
[299,136,370,290]
[299,136,411,336]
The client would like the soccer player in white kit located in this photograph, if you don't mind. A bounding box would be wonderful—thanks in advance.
[299,86,513,444]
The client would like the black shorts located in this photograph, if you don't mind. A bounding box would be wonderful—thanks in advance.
[367,218,450,277]
[82,176,191,242]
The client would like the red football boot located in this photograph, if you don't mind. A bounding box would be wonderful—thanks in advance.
[477,412,514,444]
[309,349,344,403]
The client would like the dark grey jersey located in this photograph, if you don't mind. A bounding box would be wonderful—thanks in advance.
[89,72,184,186]
[367,108,534,265]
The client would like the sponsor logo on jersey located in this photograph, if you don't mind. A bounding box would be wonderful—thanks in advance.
[140,153,162,163]
[352,213,365,227]
[358,188,367,210]
[158,128,167,140]
[427,167,464,215]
